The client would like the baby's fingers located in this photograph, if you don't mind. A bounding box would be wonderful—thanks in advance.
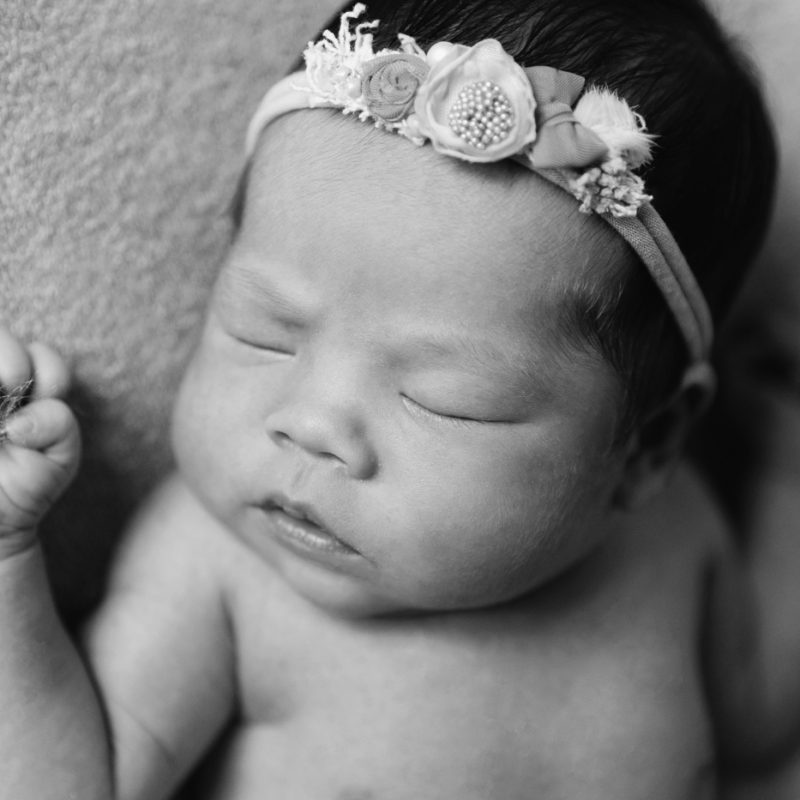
[0,400,80,538]
[27,342,71,400]
[4,399,81,476]
[0,326,33,393]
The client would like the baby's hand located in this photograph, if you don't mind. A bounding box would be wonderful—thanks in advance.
[0,326,79,555]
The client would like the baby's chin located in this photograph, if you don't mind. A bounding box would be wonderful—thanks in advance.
[280,573,417,620]
[282,566,565,621]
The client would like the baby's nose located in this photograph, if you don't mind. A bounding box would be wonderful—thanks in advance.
[265,393,377,480]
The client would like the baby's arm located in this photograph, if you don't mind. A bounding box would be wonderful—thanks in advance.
[0,327,234,799]
[0,327,113,797]
[80,475,237,799]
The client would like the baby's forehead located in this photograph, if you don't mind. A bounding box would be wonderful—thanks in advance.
[245,110,626,306]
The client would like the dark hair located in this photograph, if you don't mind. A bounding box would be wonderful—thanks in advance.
[240,0,777,436]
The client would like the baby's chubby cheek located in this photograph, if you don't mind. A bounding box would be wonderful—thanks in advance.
[379,454,620,609]
[169,346,227,495]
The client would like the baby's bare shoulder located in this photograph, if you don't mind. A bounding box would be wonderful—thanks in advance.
[495,464,727,794]
[575,461,731,693]
[102,473,248,604]
[572,459,728,626]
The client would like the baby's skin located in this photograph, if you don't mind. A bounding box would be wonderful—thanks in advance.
[0,113,787,799]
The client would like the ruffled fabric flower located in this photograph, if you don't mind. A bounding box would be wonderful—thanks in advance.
[361,53,430,124]
[413,40,538,162]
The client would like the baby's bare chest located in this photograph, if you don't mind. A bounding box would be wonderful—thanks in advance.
[185,571,713,800]
[255,618,571,792]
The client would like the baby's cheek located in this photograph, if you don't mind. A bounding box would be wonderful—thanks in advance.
[171,358,220,477]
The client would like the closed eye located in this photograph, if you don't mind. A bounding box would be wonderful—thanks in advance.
[401,394,495,426]
[228,332,295,357]
[212,285,301,358]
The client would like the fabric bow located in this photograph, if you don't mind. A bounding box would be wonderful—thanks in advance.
[525,66,608,169]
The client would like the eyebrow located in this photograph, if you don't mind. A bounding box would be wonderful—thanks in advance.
[398,328,542,385]
[218,261,310,321]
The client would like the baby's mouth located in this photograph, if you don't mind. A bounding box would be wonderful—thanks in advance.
[263,497,360,557]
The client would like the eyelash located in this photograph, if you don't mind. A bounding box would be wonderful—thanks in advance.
[401,394,487,427]
[231,335,294,356]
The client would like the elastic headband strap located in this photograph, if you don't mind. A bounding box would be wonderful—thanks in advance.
[246,71,714,372]
[533,168,713,363]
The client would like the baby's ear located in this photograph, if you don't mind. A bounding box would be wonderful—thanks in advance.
[614,363,716,509]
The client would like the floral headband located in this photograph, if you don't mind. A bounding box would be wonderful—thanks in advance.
[245,4,714,380]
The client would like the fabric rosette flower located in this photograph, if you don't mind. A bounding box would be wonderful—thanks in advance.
[413,39,538,162]
[361,53,430,124]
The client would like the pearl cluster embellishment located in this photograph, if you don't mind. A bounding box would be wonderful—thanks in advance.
[447,80,514,150]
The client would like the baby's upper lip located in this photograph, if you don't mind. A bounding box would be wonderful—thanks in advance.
[266,495,327,530]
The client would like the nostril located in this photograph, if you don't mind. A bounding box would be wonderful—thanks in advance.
[270,430,292,446]
[319,449,345,465]
[269,429,345,465]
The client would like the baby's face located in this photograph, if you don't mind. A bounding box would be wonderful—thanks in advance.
[173,113,631,616]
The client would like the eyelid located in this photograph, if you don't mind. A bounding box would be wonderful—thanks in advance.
[214,270,308,335]
[234,336,295,357]
[251,341,295,356]
[222,325,296,357]
[401,394,492,426]
[212,303,298,357]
